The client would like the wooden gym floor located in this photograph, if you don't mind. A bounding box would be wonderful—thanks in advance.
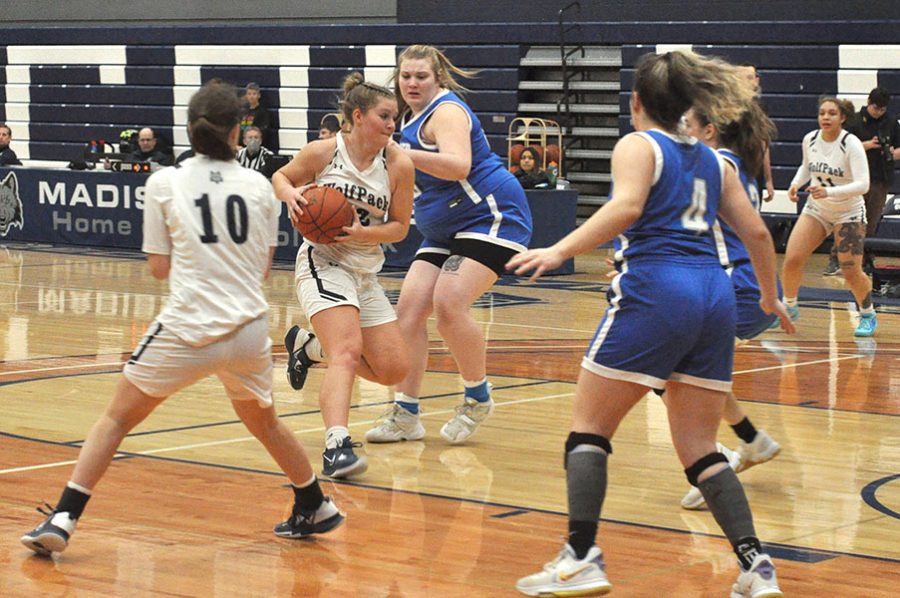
[1,242,898,597]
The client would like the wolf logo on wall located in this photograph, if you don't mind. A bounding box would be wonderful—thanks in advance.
[0,172,24,236]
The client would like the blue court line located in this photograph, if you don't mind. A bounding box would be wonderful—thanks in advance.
[491,509,528,519]
[861,473,900,520]
[7,430,898,566]
[492,509,529,519]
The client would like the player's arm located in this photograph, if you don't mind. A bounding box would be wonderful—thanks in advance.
[788,133,812,202]
[506,133,651,281]
[263,247,276,281]
[403,103,472,181]
[142,175,172,280]
[272,139,332,224]
[762,146,775,202]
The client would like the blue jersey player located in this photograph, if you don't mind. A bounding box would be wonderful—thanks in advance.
[509,51,792,598]
[673,106,784,512]
[365,45,532,446]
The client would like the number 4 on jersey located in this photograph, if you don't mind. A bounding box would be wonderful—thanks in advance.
[681,178,709,232]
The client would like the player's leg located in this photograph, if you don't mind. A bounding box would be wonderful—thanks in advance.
[433,255,499,444]
[233,399,344,538]
[310,304,369,478]
[516,372,647,596]
[667,382,782,598]
[365,257,440,443]
[780,212,829,318]
[21,376,167,555]
[834,220,877,336]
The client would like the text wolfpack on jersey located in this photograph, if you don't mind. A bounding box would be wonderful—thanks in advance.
[809,161,845,178]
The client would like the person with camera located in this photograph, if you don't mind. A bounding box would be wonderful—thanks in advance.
[823,87,900,275]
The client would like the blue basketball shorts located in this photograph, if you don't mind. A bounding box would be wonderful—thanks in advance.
[731,262,781,341]
[414,175,533,252]
[582,260,736,392]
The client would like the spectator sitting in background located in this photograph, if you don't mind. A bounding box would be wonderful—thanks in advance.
[0,124,23,166]
[236,126,273,175]
[131,128,173,166]
[240,82,272,146]
[513,146,554,189]
[319,113,341,139]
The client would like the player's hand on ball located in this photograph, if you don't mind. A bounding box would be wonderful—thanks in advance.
[335,210,365,243]
[282,183,316,227]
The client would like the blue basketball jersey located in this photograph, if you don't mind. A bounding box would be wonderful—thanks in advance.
[614,130,724,264]
[400,90,508,202]
[712,149,759,267]
[713,148,780,340]
[399,90,531,249]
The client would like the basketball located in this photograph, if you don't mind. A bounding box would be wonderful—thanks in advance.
[295,186,355,244]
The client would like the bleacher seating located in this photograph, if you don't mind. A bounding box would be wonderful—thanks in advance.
[1,41,523,166]
[1,21,898,204]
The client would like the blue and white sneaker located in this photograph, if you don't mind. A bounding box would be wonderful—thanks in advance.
[322,437,368,479]
[21,504,77,555]
[854,312,877,337]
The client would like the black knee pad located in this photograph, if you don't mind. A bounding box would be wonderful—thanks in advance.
[564,432,612,468]
[684,452,729,487]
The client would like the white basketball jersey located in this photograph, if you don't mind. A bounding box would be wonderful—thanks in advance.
[792,129,869,210]
[302,132,392,273]
[142,155,280,346]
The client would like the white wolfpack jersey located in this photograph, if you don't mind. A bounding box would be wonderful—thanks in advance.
[302,132,391,274]
[791,129,869,210]
[142,155,280,346]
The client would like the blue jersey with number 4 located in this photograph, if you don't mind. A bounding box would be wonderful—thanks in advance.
[613,130,724,264]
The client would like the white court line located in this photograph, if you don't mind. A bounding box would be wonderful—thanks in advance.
[0,352,869,475]
[0,392,575,475]
[734,354,864,375]
[0,361,122,377]
[1,459,79,475]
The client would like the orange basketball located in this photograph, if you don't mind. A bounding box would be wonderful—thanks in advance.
[296,186,355,244]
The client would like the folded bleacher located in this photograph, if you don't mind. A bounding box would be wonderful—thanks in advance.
[1,42,523,166]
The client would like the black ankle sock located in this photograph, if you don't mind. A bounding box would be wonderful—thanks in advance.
[567,520,598,560]
[731,417,758,444]
[57,485,90,519]
[292,479,325,513]
[735,536,763,570]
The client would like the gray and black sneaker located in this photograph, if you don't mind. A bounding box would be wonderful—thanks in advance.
[322,437,368,478]
[273,497,345,539]
[822,256,840,276]
[21,503,77,555]
[284,325,317,391]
